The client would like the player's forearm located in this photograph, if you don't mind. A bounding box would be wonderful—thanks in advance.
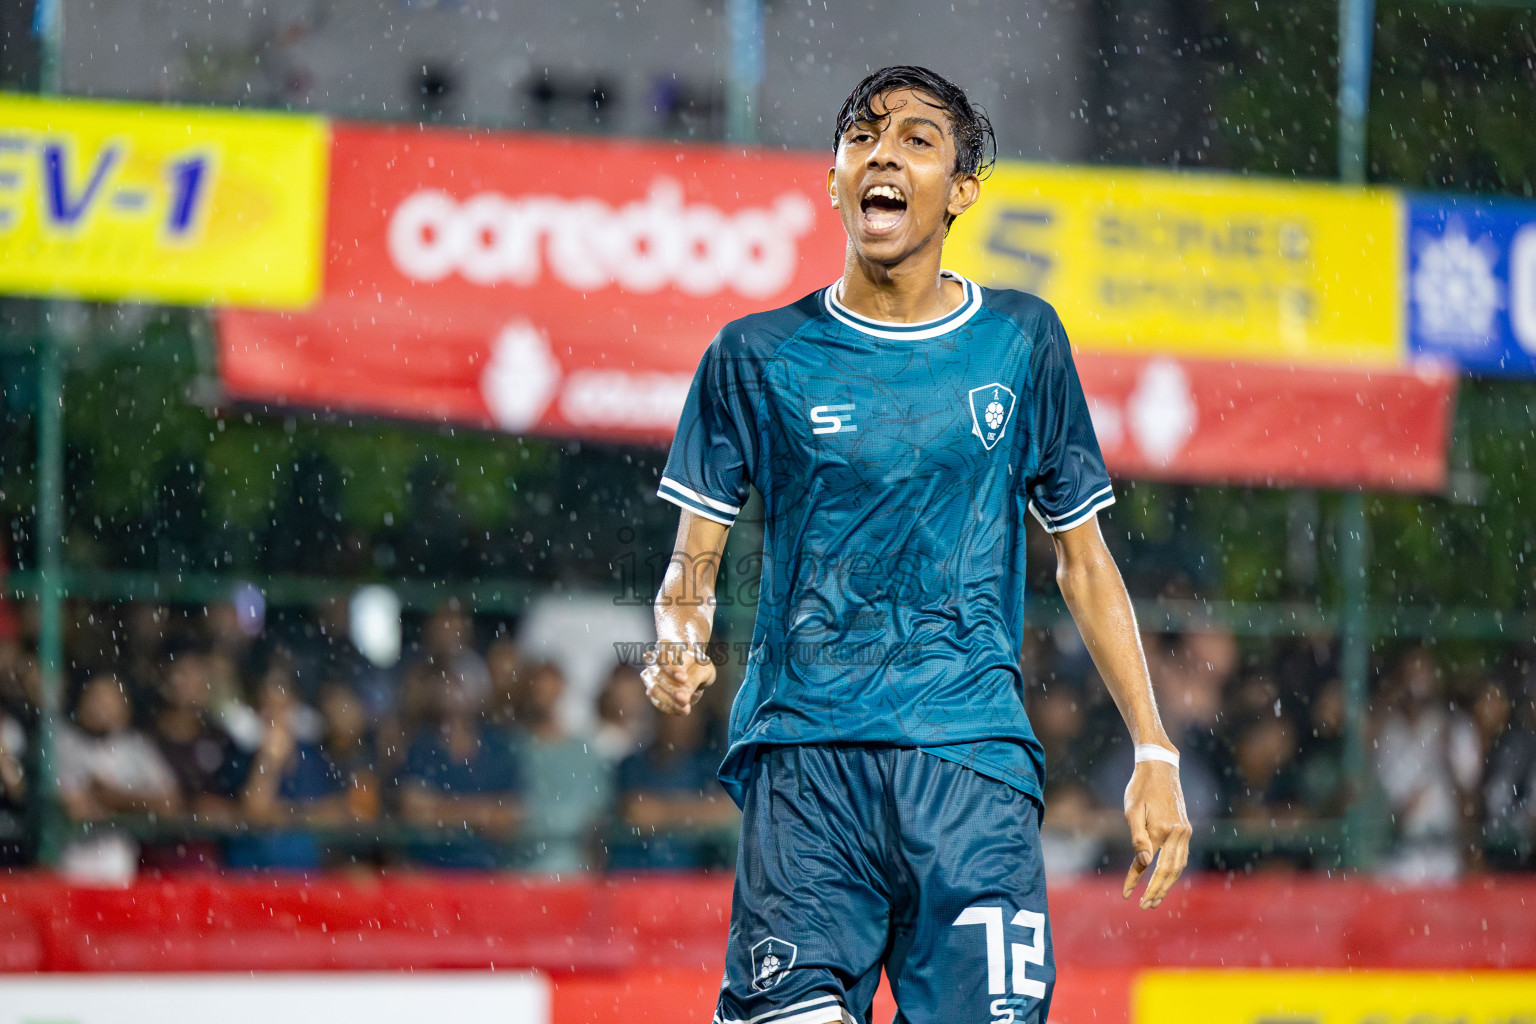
[653,511,729,655]
[1056,545,1173,751]
[654,570,718,651]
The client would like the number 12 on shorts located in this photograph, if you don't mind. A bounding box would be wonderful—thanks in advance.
[952,906,1047,999]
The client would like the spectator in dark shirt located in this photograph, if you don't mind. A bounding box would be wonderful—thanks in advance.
[0,642,38,734]
[120,602,173,701]
[1226,713,1302,824]
[395,673,522,868]
[205,600,260,677]
[615,707,736,868]
[485,636,525,730]
[317,681,381,822]
[1093,630,1231,824]
[378,658,443,780]
[1484,673,1536,866]
[228,668,349,871]
[1293,678,1349,819]
[413,601,491,704]
[311,598,373,692]
[151,641,248,824]
[1026,678,1093,783]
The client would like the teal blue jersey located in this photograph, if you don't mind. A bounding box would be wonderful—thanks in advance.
[658,272,1114,807]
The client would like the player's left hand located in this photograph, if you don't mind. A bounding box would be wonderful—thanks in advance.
[641,641,717,715]
[1121,760,1191,910]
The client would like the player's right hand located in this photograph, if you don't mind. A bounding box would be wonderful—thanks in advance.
[641,641,717,715]
[1121,759,1191,910]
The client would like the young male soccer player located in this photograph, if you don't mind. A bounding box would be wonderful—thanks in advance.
[643,65,1190,1024]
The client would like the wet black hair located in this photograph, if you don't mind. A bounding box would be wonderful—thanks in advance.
[833,65,996,180]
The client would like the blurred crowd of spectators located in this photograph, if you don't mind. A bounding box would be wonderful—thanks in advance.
[0,594,1533,881]
[1028,625,1536,881]
[0,597,737,878]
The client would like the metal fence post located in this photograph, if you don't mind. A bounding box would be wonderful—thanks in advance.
[26,0,70,866]
[32,335,66,865]
[1336,492,1376,867]
[725,0,763,144]
[1333,0,1380,870]
[1336,0,1376,184]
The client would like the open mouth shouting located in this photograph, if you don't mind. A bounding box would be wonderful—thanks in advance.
[860,183,908,234]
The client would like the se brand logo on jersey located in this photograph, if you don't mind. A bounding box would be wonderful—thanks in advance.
[809,403,857,435]
[968,384,1016,450]
[749,936,798,991]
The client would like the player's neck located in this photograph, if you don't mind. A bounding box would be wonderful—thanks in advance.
[838,241,962,324]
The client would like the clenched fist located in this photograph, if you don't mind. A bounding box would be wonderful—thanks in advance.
[641,641,718,715]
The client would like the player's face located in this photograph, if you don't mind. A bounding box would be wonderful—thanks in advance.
[827,88,980,266]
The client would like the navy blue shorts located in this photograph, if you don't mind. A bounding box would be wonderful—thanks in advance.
[716,745,1054,1024]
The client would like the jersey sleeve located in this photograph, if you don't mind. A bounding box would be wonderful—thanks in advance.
[1024,312,1114,532]
[657,330,758,527]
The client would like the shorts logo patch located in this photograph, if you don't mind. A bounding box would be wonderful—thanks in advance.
[968,383,1017,451]
[749,936,797,991]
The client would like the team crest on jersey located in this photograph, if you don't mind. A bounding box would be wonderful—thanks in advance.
[750,936,797,991]
[968,383,1017,451]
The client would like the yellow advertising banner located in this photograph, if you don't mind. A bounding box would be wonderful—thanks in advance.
[1135,969,1536,1023]
[946,163,1404,367]
[0,94,326,308]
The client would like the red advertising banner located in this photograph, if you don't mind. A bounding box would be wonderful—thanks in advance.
[219,122,1455,492]
[1076,356,1454,492]
[6,874,1536,1024]
[221,122,844,439]
[222,319,1454,493]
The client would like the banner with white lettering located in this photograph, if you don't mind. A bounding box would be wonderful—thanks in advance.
[220,122,843,439]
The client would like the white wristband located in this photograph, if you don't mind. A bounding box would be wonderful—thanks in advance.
[1134,744,1180,768]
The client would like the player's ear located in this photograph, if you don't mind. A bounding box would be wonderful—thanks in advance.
[946,172,981,222]
[826,166,839,209]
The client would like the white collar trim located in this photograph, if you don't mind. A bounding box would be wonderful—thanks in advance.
[823,270,984,340]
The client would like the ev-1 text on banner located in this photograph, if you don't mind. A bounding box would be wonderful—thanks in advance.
[0,94,327,308]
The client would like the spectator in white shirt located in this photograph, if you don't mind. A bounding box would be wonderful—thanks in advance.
[57,674,181,822]
[55,673,182,882]
[1372,648,1481,882]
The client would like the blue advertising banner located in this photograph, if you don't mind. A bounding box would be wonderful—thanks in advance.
[1408,194,1536,375]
